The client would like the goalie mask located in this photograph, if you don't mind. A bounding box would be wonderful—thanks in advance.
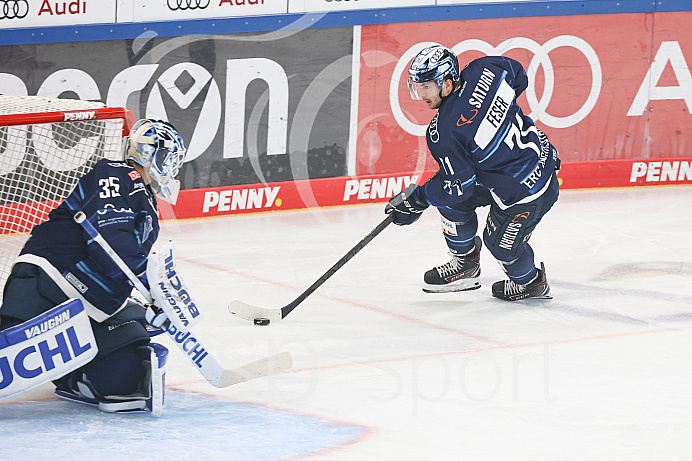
[124,119,186,205]
[407,44,461,100]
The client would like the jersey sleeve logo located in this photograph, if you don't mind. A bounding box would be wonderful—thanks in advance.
[128,170,142,181]
[457,109,478,126]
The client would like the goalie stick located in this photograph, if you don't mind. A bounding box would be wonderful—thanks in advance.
[73,211,292,387]
[228,213,395,325]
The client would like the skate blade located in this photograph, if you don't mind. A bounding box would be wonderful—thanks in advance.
[422,279,481,293]
[532,294,553,300]
[501,292,553,301]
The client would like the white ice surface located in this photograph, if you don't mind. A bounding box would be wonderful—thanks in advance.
[2,185,692,460]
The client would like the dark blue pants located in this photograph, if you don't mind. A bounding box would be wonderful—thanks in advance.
[437,172,559,283]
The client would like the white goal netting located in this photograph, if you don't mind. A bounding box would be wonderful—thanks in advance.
[0,95,134,301]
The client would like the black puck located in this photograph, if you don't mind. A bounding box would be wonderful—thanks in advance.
[254,318,270,326]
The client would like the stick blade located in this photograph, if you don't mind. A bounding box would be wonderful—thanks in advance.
[216,351,293,388]
[228,300,283,324]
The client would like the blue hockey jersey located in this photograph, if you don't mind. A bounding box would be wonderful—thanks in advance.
[19,159,159,320]
[419,55,558,209]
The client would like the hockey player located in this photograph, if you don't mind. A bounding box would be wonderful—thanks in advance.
[385,45,560,301]
[0,119,186,414]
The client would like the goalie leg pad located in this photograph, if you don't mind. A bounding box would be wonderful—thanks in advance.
[0,299,98,401]
[99,343,167,416]
[137,343,168,416]
[55,343,168,416]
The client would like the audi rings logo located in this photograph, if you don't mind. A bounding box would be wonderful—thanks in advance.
[391,36,602,134]
[428,113,439,143]
[167,0,210,11]
[0,0,29,20]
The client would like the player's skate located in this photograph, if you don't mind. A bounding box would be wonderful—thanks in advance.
[423,236,482,293]
[54,343,168,416]
[492,262,551,301]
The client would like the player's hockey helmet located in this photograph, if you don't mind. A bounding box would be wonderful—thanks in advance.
[124,119,186,205]
[407,44,461,100]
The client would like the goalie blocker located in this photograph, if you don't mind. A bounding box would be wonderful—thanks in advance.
[146,240,202,333]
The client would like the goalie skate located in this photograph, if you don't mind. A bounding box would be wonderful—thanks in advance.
[423,236,482,293]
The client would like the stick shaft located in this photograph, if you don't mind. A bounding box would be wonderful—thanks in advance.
[73,211,152,302]
[280,213,394,319]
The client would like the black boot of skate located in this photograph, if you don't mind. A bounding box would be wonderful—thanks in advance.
[423,236,482,293]
[492,262,552,301]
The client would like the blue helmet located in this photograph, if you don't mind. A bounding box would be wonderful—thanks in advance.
[407,44,461,99]
[124,119,186,204]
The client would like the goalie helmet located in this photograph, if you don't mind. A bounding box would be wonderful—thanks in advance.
[124,119,186,205]
[407,44,461,100]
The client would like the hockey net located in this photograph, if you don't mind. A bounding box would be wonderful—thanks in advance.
[0,95,135,301]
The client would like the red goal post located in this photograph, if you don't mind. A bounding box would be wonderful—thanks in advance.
[0,106,135,134]
[0,95,136,300]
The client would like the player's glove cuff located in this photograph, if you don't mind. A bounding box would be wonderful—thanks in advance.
[385,183,429,226]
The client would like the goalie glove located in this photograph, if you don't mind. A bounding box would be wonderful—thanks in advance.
[385,182,429,226]
[144,303,169,330]
[127,296,169,335]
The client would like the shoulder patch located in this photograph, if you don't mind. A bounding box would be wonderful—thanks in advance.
[128,170,141,181]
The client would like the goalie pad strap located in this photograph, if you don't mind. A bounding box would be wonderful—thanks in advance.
[0,299,98,401]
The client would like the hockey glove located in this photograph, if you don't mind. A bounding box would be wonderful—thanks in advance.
[385,183,429,226]
[144,303,170,331]
[127,296,169,334]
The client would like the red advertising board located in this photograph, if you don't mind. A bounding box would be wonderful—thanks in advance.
[356,12,692,183]
[164,171,436,220]
[162,158,691,220]
[558,158,692,190]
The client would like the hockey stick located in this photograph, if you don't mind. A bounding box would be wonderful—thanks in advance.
[73,211,292,387]
[229,213,395,325]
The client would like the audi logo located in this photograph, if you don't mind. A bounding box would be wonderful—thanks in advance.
[428,113,439,143]
[0,0,29,20]
[167,0,210,11]
[391,36,602,133]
